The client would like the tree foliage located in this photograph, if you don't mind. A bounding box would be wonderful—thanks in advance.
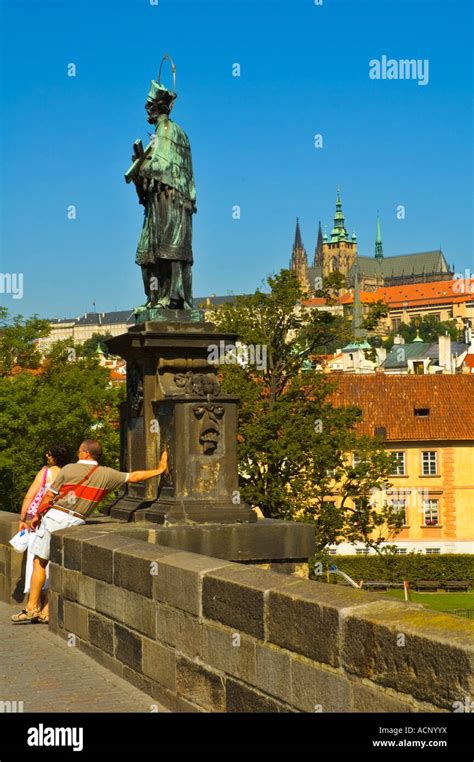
[209,270,403,552]
[383,314,461,349]
[0,312,125,512]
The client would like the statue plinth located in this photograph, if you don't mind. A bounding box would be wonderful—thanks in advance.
[134,307,205,325]
[104,320,256,525]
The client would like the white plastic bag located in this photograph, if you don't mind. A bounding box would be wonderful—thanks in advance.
[9,528,30,553]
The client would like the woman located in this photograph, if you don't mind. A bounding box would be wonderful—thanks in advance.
[18,444,70,615]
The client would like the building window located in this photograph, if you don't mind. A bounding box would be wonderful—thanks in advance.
[390,451,406,476]
[355,548,370,555]
[353,453,362,467]
[422,451,438,475]
[391,318,402,331]
[328,548,337,556]
[395,548,407,554]
[425,548,441,554]
[423,498,440,526]
[390,498,407,525]
[413,361,425,375]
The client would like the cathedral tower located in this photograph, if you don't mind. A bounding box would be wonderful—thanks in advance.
[322,189,357,278]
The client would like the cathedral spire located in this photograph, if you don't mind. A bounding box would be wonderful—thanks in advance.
[313,220,324,267]
[375,213,383,259]
[290,217,308,270]
[294,217,303,249]
[330,188,350,243]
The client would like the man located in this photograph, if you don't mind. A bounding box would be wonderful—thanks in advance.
[11,440,168,624]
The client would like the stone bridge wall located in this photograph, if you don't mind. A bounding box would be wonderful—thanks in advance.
[1,512,473,713]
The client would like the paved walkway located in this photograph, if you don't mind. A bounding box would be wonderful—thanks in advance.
[0,602,168,713]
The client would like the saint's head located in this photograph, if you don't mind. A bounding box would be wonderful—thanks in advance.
[145,80,177,123]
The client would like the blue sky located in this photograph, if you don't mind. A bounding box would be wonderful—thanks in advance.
[0,0,473,319]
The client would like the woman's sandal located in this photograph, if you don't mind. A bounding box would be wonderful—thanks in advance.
[37,612,49,624]
[11,607,41,624]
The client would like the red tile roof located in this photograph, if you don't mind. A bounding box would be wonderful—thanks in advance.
[302,279,474,309]
[329,375,474,441]
[339,279,474,308]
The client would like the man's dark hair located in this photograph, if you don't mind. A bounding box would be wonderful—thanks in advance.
[81,440,103,461]
[48,444,70,468]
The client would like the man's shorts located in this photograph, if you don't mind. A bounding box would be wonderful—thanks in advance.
[31,508,85,561]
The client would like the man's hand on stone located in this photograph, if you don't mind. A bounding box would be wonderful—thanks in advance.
[159,449,168,474]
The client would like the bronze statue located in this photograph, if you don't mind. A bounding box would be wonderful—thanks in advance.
[126,57,196,312]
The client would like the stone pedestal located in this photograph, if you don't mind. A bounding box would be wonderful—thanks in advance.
[105,320,256,525]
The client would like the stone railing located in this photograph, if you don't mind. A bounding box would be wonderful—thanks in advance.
[1,512,473,712]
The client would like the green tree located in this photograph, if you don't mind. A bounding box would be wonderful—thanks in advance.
[0,310,51,376]
[362,300,389,332]
[0,341,125,512]
[383,314,460,349]
[81,332,113,356]
[209,270,403,552]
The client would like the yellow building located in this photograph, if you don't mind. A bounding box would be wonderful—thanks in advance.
[329,375,474,555]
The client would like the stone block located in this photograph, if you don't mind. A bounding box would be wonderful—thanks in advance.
[114,623,143,672]
[61,567,80,601]
[63,527,111,571]
[95,580,126,622]
[200,621,256,684]
[76,574,96,610]
[153,552,231,616]
[155,603,201,658]
[88,612,114,655]
[122,589,156,638]
[268,580,375,667]
[142,637,176,691]
[82,535,138,583]
[122,666,155,700]
[63,600,88,641]
[350,681,420,713]
[176,656,225,712]
[114,543,177,598]
[290,656,351,712]
[225,678,293,713]
[48,563,62,594]
[340,600,474,710]
[255,644,291,703]
[0,512,21,544]
[202,564,300,639]
[48,590,60,634]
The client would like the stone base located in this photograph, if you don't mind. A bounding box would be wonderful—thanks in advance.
[109,495,257,525]
[133,308,205,325]
[143,518,315,564]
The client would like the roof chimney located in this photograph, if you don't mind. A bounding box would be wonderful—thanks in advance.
[438,333,452,374]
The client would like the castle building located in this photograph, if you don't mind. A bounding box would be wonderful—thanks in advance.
[290,190,454,293]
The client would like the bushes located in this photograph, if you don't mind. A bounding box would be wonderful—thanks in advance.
[311,554,474,587]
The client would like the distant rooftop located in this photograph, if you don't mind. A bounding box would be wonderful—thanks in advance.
[330,375,474,440]
[383,341,469,369]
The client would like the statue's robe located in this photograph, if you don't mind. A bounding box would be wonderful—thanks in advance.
[136,114,196,308]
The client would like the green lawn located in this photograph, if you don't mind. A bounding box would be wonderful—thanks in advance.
[384,589,474,613]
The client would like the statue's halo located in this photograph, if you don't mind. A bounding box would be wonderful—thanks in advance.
[158,54,177,96]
